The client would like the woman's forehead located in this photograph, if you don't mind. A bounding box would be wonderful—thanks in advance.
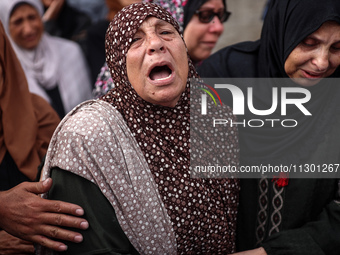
[137,17,173,30]
[10,3,38,18]
[116,3,179,28]
[105,2,183,71]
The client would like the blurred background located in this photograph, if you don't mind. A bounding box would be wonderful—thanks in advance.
[213,0,268,53]
[66,0,268,54]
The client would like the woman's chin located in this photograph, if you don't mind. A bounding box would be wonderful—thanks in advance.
[291,77,323,87]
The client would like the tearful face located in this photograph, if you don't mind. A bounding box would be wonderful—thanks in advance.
[126,17,189,107]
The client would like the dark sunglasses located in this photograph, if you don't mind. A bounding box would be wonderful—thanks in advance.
[195,9,231,23]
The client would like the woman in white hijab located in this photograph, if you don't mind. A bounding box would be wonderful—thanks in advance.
[0,0,92,117]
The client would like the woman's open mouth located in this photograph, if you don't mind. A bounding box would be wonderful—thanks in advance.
[149,65,173,81]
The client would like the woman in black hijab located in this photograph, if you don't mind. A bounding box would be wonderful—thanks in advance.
[198,0,340,254]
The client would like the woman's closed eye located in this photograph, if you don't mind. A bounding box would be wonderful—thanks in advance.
[160,30,172,35]
[331,42,340,51]
[131,37,141,43]
[159,29,177,40]
[302,38,318,47]
[131,34,144,46]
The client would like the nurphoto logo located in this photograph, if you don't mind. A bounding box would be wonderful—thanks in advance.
[197,79,312,128]
[199,83,223,115]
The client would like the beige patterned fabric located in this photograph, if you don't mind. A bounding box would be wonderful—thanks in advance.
[40,99,176,254]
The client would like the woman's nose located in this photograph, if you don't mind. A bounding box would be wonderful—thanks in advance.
[209,16,224,34]
[147,34,165,54]
[22,21,34,35]
[312,49,330,71]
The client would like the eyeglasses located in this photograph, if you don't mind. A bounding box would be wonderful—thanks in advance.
[195,9,231,23]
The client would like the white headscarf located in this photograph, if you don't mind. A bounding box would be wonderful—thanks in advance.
[0,0,92,113]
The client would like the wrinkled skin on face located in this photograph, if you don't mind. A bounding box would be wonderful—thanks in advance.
[126,17,189,107]
[285,21,340,87]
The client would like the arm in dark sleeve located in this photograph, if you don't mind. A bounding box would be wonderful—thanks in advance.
[43,2,91,42]
[196,47,230,78]
[49,168,139,255]
[262,189,340,255]
[43,19,60,37]
[197,41,260,78]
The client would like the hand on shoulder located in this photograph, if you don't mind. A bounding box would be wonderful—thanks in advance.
[0,178,89,252]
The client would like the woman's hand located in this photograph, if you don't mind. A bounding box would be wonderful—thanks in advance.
[230,247,268,255]
[0,230,35,254]
[0,178,89,252]
[42,0,65,21]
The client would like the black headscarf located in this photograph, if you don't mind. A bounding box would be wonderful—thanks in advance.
[198,0,340,166]
[259,0,340,78]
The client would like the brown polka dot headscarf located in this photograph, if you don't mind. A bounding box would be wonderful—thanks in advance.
[104,2,197,105]
[102,2,239,254]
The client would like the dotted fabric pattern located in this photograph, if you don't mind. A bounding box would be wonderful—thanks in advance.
[40,2,240,254]
[40,100,177,254]
[143,0,185,32]
[102,3,240,254]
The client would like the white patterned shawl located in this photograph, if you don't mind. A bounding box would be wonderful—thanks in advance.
[39,99,177,254]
